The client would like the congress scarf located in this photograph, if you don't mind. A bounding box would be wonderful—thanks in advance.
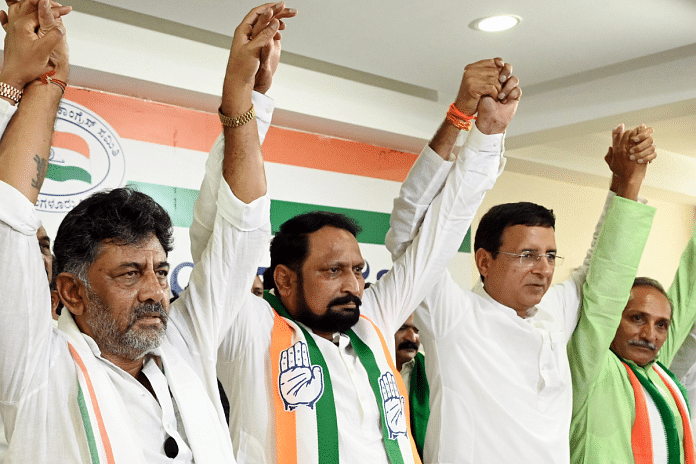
[264,291,421,464]
[622,359,695,464]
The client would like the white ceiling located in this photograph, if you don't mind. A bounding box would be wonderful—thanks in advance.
[57,0,696,203]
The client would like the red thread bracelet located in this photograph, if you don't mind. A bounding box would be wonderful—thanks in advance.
[39,71,67,94]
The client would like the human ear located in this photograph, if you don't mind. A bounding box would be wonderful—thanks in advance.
[475,248,492,279]
[273,265,296,298]
[56,273,87,316]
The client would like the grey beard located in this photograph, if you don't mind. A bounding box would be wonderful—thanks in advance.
[85,289,168,361]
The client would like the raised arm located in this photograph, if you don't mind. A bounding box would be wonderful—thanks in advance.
[189,2,296,263]
[171,4,295,357]
[0,0,68,202]
[0,0,69,403]
[568,125,656,405]
[385,59,517,260]
[554,124,657,335]
[367,62,520,334]
[660,219,696,366]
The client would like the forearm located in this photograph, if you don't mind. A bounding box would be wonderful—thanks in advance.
[220,68,268,203]
[610,173,645,202]
[0,81,63,203]
[427,120,461,161]
[190,92,274,264]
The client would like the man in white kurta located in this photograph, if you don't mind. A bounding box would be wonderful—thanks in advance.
[0,74,254,464]
[0,3,288,462]
[205,119,504,464]
[193,53,521,461]
[385,127,657,463]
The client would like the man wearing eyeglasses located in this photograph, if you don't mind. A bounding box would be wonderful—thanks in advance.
[385,122,657,463]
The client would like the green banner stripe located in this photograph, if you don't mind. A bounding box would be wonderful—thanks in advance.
[127,181,198,229]
[47,163,92,184]
[127,181,471,252]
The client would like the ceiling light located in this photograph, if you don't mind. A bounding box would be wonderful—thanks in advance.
[470,15,521,32]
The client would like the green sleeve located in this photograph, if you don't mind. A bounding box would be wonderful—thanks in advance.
[660,220,696,366]
[568,196,655,412]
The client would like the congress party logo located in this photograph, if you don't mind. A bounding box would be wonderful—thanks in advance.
[36,99,126,213]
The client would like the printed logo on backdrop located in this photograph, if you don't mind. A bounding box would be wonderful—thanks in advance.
[36,99,126,213]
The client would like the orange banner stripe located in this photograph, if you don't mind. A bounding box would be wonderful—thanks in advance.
[53,131,90,159]
[64,87,419,182]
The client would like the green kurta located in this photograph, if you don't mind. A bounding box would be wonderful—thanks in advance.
[569,195,696,463]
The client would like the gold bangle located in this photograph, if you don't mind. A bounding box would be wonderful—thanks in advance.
[218,105,255,128]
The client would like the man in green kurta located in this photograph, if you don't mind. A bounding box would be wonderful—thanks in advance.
[569,126,696,464]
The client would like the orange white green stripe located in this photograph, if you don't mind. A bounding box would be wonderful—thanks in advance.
[622,359,695,464]
[265,291,421,464]
[68,342,116,464]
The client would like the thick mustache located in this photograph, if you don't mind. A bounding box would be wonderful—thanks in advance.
[126,302,168,330]
[628,339,657,351]
[328,294,362,311]
[398,341,419,351]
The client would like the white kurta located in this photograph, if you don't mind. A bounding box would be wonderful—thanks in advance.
[0,98,18,464]
[198,128,506,463]
[385,137,612,464]
[0,95,274,462]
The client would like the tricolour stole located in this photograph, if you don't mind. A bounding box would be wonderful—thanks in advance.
[622,359,695,464]
[265,291,421,464]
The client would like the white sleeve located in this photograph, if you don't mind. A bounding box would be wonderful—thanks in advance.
[190,91,274,264]
[384,147,453,261]
[0,99,17,136]
[364,126,505,335]
[172,177,272,360]
[0,181,53,404]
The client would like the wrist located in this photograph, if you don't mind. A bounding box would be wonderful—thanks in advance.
[221,80,254,115]
[610,174,645,200]
[453,99,477,117]
[0,70,26,93]
[475,118,507,135]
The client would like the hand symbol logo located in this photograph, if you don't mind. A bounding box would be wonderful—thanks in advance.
[278,341,324,411]
[379,372,407,440]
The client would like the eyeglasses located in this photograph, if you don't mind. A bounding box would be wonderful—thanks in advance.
[495,251,564,268]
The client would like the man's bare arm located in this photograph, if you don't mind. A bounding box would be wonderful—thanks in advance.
[0,0,69,203]
[220,2,296,203]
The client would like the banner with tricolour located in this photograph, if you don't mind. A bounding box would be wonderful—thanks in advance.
[36,87,473,294]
